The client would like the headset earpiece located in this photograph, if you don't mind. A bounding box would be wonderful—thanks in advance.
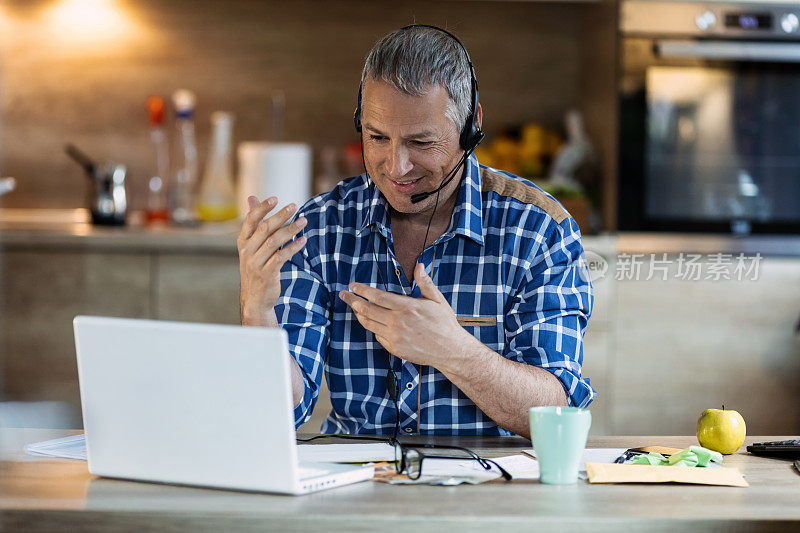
[354,84,363,133]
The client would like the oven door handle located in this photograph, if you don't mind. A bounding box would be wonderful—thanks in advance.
[655,39,800,63]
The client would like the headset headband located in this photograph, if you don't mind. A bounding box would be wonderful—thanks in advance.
[354,24,484,153]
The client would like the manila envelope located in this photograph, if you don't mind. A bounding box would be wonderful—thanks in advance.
[585,463,748,487]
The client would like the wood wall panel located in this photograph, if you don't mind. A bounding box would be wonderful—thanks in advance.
[0,0,588,211]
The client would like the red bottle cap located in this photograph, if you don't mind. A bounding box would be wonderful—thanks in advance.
[146,96,165,126]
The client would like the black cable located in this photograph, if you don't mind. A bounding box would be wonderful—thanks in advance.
[297,433,396,444]
[367,177,400,441]
[361,129,472,440]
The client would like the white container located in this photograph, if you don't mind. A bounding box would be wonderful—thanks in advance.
[237,142,312,218]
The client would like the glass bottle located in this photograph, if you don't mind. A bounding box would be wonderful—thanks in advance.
[198,111,238,222]
[170,89,198,226]
[145,96,169,225]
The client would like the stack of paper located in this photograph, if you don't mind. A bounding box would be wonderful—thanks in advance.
[24,434,87,460]
[296,442,396,463]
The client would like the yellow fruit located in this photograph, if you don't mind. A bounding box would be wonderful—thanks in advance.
[696,408,746,455]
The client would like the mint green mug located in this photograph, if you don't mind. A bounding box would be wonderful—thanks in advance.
[529,406,591,484]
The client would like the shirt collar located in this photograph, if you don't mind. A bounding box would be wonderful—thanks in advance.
[358,153,485,247]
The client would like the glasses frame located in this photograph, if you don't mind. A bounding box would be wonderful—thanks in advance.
[296,436,513,482]
[394,443,513,481]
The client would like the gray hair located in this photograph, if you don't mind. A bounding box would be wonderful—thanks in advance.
[360,26,472,131]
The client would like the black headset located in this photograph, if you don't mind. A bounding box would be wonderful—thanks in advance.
[353,24,484,160]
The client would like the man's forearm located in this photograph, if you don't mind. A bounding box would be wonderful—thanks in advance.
[240,304,307,407]
[438,336,568,439]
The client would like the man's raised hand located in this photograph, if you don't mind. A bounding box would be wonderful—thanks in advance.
[238,196,307,326]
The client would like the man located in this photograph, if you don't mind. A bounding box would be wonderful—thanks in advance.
[238,26,594,439]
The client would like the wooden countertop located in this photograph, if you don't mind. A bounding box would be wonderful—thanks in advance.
[0,208,614,254]
[2,429,799,531]
[0,209,240,253]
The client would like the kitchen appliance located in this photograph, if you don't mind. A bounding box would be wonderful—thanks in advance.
[619,1,800,234]
[65,144,127,226]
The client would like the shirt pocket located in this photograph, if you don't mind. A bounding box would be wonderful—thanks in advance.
[456,316,504,352]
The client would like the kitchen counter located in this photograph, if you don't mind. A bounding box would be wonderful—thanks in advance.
[2,209,798,256]
[616,232,800,257]
[0,209,239,253]
[0,209,614,256]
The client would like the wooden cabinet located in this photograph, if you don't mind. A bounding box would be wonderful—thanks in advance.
[612,255,800,435]
[1,250,151,409]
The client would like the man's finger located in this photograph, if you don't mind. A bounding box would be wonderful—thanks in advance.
[352,309,389,340]
[263,235,307,273]
[414,263,447,304]
[240,196,279,240]
[340,290,392,326]
[255,217,307,267]
[348,282,409,310]
[374,334,394,354]
[243,203,298,256]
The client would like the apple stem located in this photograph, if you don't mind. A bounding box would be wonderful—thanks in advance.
[722,404,725,411]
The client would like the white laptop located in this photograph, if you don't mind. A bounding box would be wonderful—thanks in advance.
[73,316,374,495]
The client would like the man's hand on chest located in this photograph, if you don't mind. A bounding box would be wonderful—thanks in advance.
[338,262,477,371]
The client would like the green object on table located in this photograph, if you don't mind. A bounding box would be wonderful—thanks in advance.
[688,445,723,467]
[628,446,723,467]
[631,452,668,466]
[668,450,699,467]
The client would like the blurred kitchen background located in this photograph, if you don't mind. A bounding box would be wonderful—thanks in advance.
[0,0,798,436]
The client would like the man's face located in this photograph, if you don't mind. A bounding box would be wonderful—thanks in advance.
[360,78,463,217]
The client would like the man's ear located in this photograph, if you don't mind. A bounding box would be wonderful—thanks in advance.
[476,102,483,130]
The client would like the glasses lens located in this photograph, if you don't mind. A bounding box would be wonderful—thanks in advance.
[394,443,403,471]
[406,449,421,479]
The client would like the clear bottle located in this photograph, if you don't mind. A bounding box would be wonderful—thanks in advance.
[170,89,199,226]
[198,111,238,222]
[145,96,170,225]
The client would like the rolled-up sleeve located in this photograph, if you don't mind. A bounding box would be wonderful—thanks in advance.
[274,233,331,429]
[503,215,596,408]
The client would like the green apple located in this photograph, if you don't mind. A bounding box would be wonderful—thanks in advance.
[696,407,746,455]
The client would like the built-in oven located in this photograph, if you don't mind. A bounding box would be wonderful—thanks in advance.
[619,1,800,234]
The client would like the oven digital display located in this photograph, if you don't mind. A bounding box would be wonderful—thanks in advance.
[724,13,773,30]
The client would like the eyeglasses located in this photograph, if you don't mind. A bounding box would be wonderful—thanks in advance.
[394,443,513,481]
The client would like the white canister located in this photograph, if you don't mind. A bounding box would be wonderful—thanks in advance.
[237,142,312,218]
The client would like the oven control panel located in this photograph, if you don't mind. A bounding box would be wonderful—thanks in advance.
[622,1,800,39]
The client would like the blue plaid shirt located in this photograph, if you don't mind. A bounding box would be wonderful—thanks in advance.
[276,154,595,436]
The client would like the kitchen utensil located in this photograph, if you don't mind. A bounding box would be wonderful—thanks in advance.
[65,144,127,226]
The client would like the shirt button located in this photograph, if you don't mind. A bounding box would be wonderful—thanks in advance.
[404,427,413,433]
[406,382,414,391]
[395,268,401,277]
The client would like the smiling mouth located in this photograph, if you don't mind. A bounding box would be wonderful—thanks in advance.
[392,178,422,185]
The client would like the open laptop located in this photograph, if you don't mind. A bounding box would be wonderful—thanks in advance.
[73,316,374,495]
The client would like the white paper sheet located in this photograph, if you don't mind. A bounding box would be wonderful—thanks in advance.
[390,454,541,485]
[489,454,540,479]
[296,442,396,463]
[523,448,628,473]
[24,434,87,460]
